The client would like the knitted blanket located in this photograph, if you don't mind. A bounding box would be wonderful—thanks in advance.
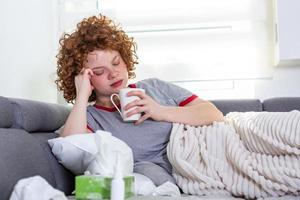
[167,111,300,199]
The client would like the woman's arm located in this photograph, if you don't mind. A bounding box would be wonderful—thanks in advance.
[60,96,92,137]
[60,69,94,137]
[158,98,224,126]
[125,91,224,126]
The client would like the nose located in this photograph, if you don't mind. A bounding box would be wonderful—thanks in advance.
[108,68,119,79]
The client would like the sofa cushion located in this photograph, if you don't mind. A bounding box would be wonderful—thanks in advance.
[0,96,14,128]
[134,161,176,186]
[9,98,70,132]
[0,129,56,200]
[263,97,300,112]
[32,132,75,194]
[211,99,262,115]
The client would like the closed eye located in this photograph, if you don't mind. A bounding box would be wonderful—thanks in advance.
[93,69,104,76]
[113,61,120,66]
[112,57,120,66]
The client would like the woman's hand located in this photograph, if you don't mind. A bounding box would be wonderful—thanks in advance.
[124,91,165,125]
[74,68,94,102]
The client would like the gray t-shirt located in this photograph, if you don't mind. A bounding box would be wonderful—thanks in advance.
[86,78,197,174]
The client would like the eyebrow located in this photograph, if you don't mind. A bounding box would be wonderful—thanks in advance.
[112,55,119,62]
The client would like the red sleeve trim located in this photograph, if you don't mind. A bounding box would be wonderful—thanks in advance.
[179,95,198,107]
[87,125,94,133]
[128,83,137,88]
[93,104,118,112]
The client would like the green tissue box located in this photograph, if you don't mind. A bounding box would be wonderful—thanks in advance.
[75,175,135,200]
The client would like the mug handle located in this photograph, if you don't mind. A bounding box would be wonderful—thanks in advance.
[110,94,123,118]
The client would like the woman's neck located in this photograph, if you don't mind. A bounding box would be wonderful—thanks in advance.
[95,96,119,107]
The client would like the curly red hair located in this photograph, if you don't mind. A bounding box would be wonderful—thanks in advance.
[55,15,138,104]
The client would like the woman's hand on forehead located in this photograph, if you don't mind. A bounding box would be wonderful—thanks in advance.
[75,68,95,101]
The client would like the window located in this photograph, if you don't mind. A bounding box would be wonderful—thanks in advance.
[57,0,99,33]
[99,0,275,82]
[57,0,275,99]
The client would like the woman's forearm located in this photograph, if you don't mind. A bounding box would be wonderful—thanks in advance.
[160,101,224,126]
[60,96,89,137]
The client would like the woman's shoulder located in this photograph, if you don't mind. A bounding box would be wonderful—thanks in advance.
[86,104,95,113]
[86,104,103,114]
[135,78,169,88]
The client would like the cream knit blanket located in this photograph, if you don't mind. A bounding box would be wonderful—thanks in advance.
[167,111,300,199]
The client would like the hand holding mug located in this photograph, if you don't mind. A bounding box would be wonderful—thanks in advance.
[110,88,145,122]
[124,90,165,125]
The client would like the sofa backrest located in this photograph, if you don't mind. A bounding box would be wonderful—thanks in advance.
[2,96,299,129]
[0,96,14,128]
[211,97,300,115]
[263,97,300,112]
[211,99,263,115]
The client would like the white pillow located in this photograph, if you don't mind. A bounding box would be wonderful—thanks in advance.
[48,130,134,176]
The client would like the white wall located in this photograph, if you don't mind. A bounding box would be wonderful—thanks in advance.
[0,0,299,103]
[255,66,300,100]
[255,0,300,100]
[276,0,300,60]
[0,0,58,103]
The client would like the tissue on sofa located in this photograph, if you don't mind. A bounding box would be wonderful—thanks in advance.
[48,130,134,176]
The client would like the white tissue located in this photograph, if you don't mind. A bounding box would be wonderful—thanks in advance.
[9,176,67,200]
[152,181,181,197]
[133,173,156,195]
[133,173,181,197]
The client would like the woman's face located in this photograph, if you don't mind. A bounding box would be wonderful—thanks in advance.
[85,49,129,99]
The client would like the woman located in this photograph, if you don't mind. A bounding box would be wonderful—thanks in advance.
[55,15,224,185]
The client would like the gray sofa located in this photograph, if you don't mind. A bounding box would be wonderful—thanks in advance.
[1,95,300,200]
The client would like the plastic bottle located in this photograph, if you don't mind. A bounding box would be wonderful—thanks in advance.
[110,153,125,200]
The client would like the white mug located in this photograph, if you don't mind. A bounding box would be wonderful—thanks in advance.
[110,88,145,122]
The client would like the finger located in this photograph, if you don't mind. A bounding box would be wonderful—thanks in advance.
[80,69,94,81]
[135,113,150,125]
[125,106,145,118]
[127,91,146,99]
[87,70,94,79]
[82,68,92,75]
[77,68,86,76]
[124,99,146,111]
[88,69,94,76]
[79,68,85,74]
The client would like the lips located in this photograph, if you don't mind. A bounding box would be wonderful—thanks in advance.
[110,80,123,88]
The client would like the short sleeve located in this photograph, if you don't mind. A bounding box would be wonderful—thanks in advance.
[86,107,103,132]
[139,78,198,106]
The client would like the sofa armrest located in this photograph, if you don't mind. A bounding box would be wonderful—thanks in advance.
[9,98,70,132]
